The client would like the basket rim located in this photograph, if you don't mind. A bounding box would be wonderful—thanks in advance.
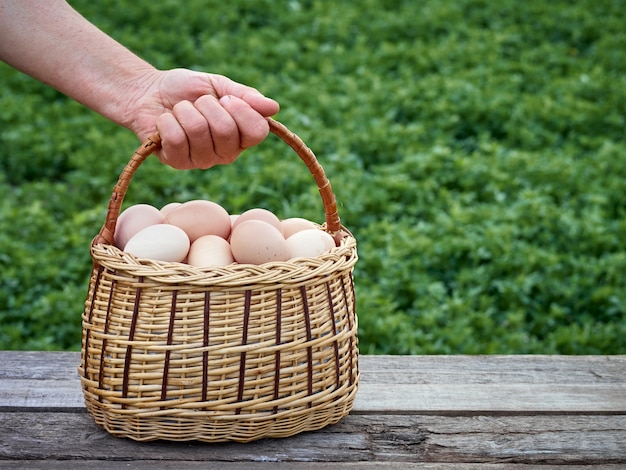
[90,228,357,286]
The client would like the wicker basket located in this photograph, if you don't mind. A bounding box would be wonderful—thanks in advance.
[79,118,358,442]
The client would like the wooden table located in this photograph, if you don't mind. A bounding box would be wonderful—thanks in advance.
[1,352,624,468]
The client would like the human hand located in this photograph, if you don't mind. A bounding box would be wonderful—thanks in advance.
[128,69,280,169]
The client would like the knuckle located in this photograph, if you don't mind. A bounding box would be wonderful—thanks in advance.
[211,120,237,141]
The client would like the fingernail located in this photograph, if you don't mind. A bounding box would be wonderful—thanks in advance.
[219,95,231,105]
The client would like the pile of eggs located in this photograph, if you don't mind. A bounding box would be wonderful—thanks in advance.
[114,200,336,267]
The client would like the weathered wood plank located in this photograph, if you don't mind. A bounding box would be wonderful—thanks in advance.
[0,351,79,380]
[369,354,626,383]
[356,383,626,414]
[3,463,625,470]
[1,352,625,465]
[1,352,625,413]
[3,353,625,384]
[3,379,623,414]
[1,412,624,465]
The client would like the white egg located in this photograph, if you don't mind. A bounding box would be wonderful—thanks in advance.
[281,217,318,238]
[286,229,336,259]
[114,204,164,250]
[187,235,234,267]
[123,224,190,263]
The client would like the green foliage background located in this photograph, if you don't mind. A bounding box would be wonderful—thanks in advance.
[1,0,625,353]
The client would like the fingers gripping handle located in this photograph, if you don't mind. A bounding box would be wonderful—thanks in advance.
[93,118,344,247]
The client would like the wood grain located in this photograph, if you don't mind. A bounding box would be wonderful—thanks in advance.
[1,353,625,412]
[1,412,625,464]
[0,352,624,467]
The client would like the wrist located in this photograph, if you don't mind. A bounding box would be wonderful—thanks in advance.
[94,65,162,131]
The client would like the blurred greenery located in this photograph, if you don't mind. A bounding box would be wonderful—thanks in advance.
[1,0,625,353]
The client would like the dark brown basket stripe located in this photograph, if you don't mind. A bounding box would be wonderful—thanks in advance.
[97,273,117,398]
[273,288,283,414]
[236,290,253,414]
[121,276,144,405]
[326,281,341,388]
[83,265,104,381]
[202,290,210,402]
[160,289,178,402]
[341,275,355,387]
[299,286,314,405]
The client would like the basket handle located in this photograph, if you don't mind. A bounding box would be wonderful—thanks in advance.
[93,117,346,247]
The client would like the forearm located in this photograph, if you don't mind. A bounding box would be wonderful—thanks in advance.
[0,0,157,129]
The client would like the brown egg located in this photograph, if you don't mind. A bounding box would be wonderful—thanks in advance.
[230,220,290,265]
[159,202,182,217]
[164,199,231,242]
[286,229,336,259]
[114,204,164,250]
[281,217,318,238]
[231,208,282,232]
[187,235,234,267]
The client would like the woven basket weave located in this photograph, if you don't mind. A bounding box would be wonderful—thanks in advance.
[79,118,358,442]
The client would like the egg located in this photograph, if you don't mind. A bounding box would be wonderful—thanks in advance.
[230,220,290,265]
[286,229,336,259]
[231,208,282,232]
[187,235,234,267]
[164,199,231,242]
[160,202,182,217]
[114,204,164,250]
[281,217,318,238]
[123,224,190,263]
